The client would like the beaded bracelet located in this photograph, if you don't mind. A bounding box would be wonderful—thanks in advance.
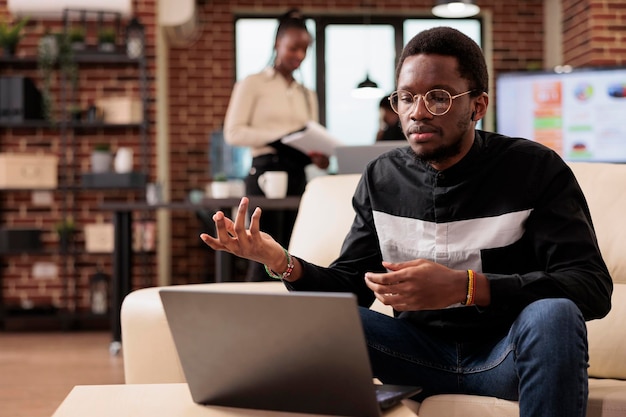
[264,247,295,280]
[462,269,476,306]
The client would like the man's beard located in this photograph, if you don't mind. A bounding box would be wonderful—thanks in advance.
[414,137,463,165]
[411,117,471,165]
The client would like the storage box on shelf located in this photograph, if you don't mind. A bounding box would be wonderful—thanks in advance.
[0,76,44,123]
[0,228,43,254]
[96,96,142,124]
[0,153,58,189]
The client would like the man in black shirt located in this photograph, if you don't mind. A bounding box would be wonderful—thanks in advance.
[202,27,612,417]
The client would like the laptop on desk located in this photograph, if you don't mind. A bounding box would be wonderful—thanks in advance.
[334,141,407,175]
[159,288,421,417]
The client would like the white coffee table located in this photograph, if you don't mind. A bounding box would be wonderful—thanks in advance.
[51,383,418,417]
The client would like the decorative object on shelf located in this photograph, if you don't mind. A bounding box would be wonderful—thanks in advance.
[37,30,78,122]
[89,270,110,315]
[145,182,162,205]
[68,26,86,51]
[125,16,144,59]
[188,189,204,204]
[85,99,99,122]
[210,172,230,198]
[69,104,83,122]
[0,17,29,57]
[37,31,59,60]
[98,27,117,52]
[37,32,58,121]
[54,217,76,252]
[91,143,113,173]
[133,221,156,252]
[114,147,133,173]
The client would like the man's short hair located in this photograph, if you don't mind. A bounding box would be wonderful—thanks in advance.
[396,26,488,96]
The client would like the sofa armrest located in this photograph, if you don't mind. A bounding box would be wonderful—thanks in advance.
[121,281,286,384]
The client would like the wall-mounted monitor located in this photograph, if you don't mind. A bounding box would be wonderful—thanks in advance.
[496,67,626,162]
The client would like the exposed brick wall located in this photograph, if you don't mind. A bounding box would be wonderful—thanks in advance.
[562,0,626,66]
[1,0,625,326]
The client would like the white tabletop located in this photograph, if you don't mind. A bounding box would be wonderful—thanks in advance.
[51,383,418,417]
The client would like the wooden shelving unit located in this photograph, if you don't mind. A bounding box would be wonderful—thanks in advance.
[0,9,151,331]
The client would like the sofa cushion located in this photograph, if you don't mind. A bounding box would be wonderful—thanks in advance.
[417,394,519,417]
[587,284,626,379]
[568,163,626,380]
[569,162,626,286]
[587,378,626,417]
[416,378,626,417]
[288,173,360,267]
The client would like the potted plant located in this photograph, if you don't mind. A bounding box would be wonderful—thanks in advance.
[210,172,230,199]
[55,217,76,251]
[91,143,112,173]
[0,17,29,57]
[69,104,83,122]
[97,27,117,52]
[68,26,86,51]
[37,31,79,122]
[37,30,58,122]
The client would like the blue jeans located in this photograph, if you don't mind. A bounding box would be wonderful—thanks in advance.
[361,299,589,417]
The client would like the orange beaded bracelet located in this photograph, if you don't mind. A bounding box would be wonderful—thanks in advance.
[462,269,476,306]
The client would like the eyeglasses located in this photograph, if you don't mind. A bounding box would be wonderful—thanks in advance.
[389,89,474,116]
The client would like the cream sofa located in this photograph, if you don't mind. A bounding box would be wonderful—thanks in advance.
[121,162,626,417]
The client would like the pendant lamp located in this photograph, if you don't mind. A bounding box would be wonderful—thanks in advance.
[432,0,480,18]
[352,74,384,99]
[351,11,384,100]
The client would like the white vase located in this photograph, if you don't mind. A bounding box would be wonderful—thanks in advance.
[114,147,133,173]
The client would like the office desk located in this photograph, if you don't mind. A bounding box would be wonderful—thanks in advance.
[52,383,418,417]
[99,197,301,353]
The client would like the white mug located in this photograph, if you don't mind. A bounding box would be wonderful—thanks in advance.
[257,171,288,199]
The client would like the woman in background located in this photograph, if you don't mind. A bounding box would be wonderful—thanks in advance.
[223,8,329,281]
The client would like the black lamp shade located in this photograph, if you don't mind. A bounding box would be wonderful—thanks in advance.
[352,74,384,99]
[357,76,379,89]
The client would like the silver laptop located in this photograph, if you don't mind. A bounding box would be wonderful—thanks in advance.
[159,288,421,417]
[335,141,407,174]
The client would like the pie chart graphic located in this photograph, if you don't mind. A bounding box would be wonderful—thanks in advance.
[574,83,593,101]
[608,83,626,98]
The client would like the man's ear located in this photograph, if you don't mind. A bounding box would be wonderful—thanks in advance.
[473,92,489,121]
